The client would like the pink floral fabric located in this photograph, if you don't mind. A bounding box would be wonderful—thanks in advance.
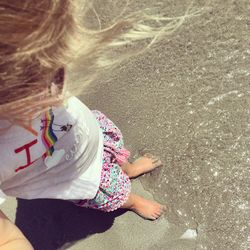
[74,111,131,212]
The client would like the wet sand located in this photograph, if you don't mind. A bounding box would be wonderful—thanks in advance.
[2,0,250,249]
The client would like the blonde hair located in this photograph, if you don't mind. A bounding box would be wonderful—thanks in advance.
[0,0,200,123]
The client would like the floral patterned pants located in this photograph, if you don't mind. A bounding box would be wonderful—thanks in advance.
[73,111,131,212]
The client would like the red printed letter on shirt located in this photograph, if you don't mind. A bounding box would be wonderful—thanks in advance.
[14,139,38,172]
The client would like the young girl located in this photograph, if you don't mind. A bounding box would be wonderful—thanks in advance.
[0,0,196,249]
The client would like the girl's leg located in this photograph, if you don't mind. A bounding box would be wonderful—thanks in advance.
[121,193,165,220]
[91,111,164,218]
[121,153,162,178]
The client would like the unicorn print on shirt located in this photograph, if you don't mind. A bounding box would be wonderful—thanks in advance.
[14,109,72,172]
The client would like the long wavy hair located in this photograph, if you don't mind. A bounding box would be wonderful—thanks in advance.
[0,0,200,125]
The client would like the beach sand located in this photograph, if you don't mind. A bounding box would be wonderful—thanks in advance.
[2,0,250,249]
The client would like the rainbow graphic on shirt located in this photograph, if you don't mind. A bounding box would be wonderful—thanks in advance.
[41,109,58,157]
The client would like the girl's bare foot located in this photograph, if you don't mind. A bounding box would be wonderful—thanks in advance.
[121,193,165,220]
[121,153,162,178]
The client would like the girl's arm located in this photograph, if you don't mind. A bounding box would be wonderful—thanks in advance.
[0,210,33,250]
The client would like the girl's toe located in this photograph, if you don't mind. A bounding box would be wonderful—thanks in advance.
[153,159,163,167]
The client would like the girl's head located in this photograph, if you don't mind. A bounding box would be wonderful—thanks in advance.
[0,0,79,121]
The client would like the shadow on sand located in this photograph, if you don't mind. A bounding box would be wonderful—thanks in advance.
[15,198,126,250]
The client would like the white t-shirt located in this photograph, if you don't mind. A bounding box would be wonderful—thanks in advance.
[0,97,103,204]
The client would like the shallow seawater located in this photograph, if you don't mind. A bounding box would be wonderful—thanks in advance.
[138,1,250,245]
[140,84,250,249]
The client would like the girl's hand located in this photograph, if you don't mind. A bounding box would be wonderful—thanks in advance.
[0,210,33,250]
